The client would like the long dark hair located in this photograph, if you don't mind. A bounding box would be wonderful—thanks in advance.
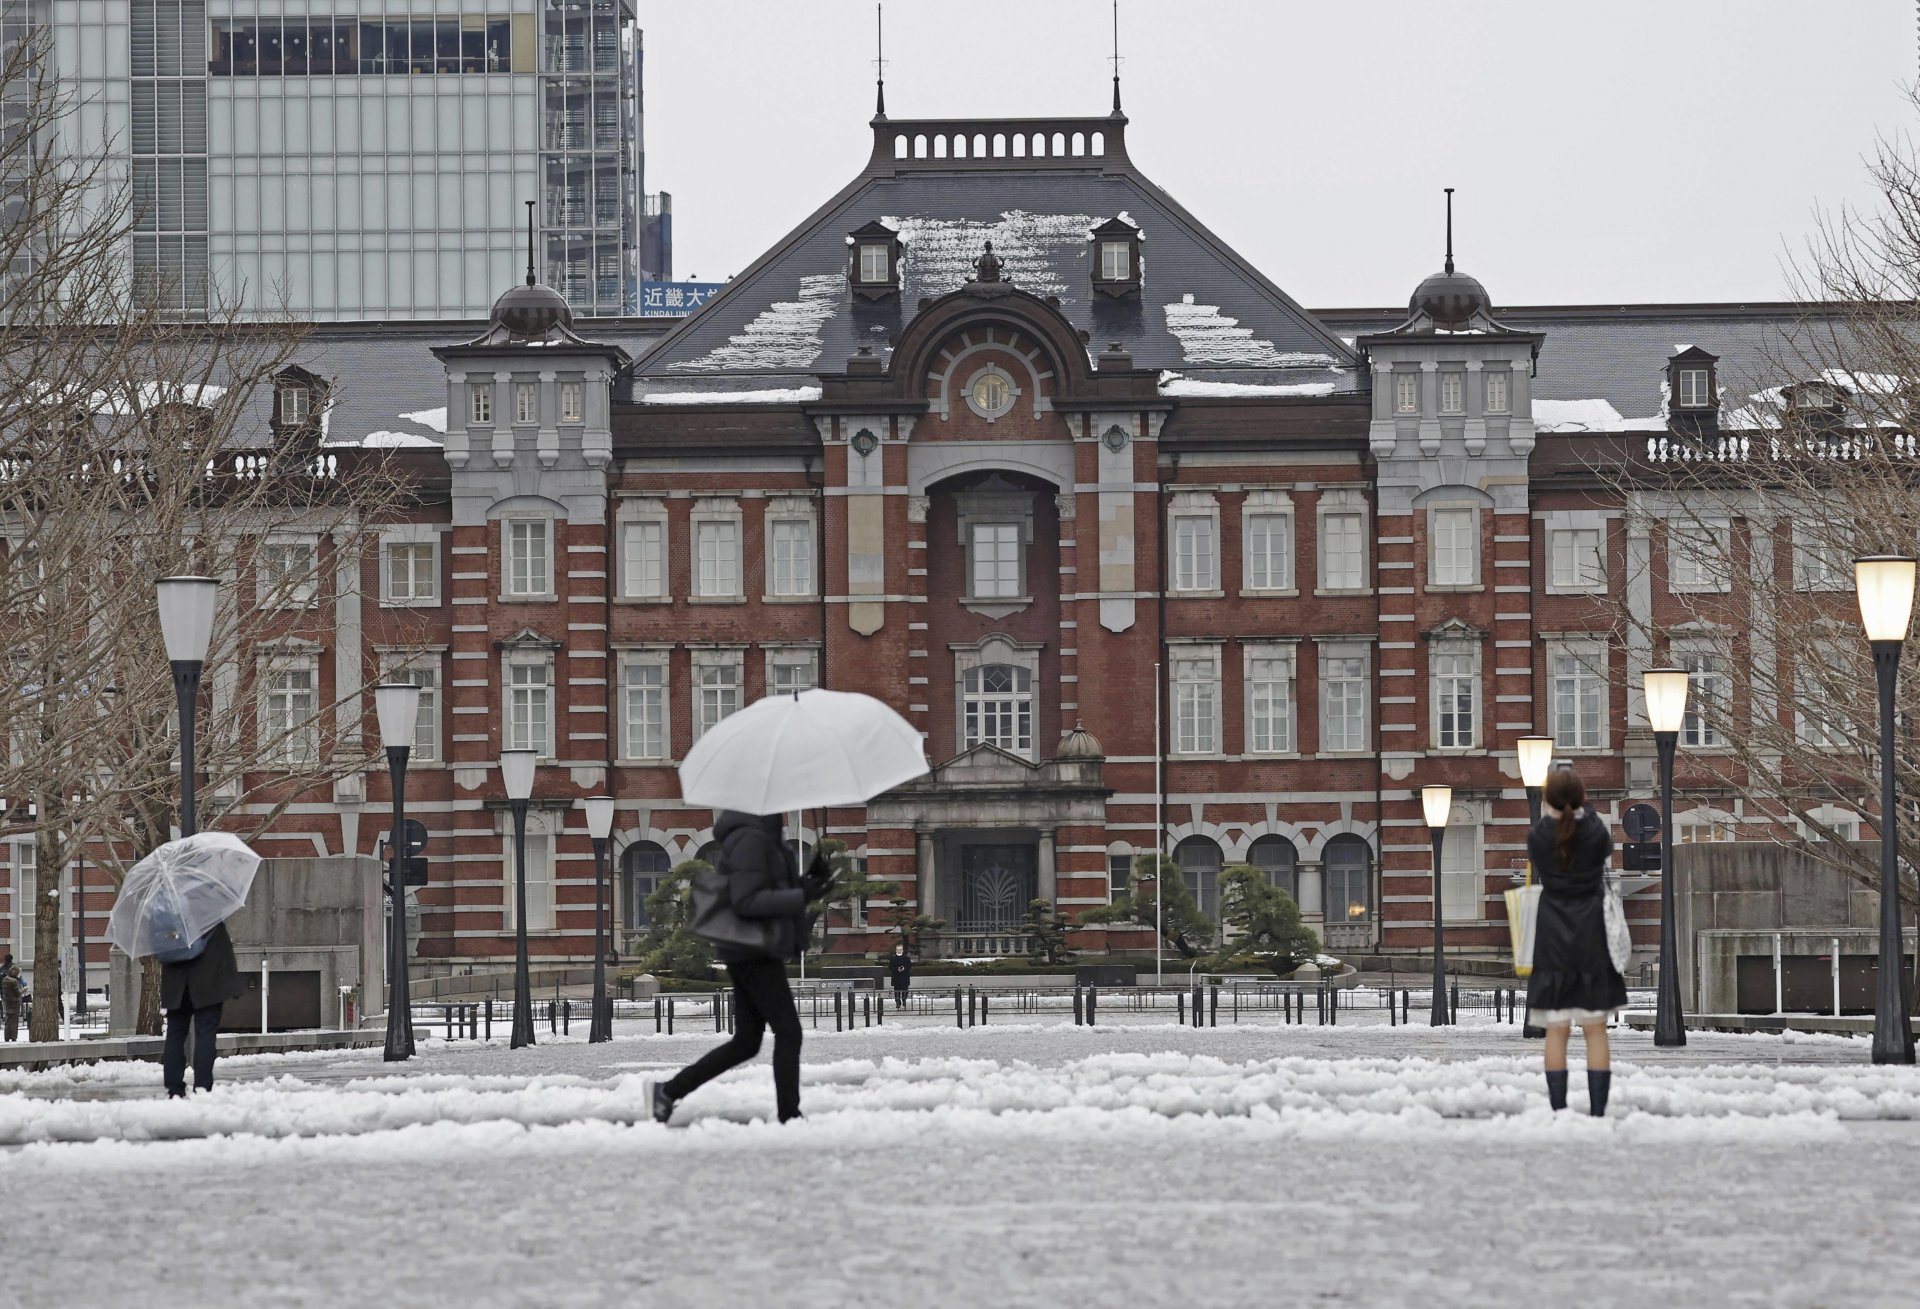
[1544,768,1586,870]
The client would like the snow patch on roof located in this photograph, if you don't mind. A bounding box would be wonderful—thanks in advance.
[668,274,842,372]
[399,406,447,433]
[1533,398,1672,433]
[884,210,1098,301]
[327,430,442,449]
[640,386,823,405]
[1163,296,1338,369]
[1158,371,1336,398]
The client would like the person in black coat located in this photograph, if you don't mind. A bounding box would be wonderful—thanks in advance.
[887,941,913,1009]
[161,921,244,1097]
[0,953,19,1042]
[653,811,831,1125]
[1525,768,1628,1116]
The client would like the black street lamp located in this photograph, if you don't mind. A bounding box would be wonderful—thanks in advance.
[1423,783,1453,1027]
[582,795,615,1043]
[1514,736,1555,1041]
[376,681,422,1063]
[501,748,537,1049]
[1855,555,1917,1065]
[1643,666,1691,1047]
[155,576,217,838]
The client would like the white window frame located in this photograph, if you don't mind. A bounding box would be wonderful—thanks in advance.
[1316,493,1369,594]
[381,532,439,607]
[962,663,1035,757]
[692,648,744,741]
[619,650,670,762]
[1240,491,1295,595]
[766,646,819,698]
[559,381,583,424]
[968,521,1025,600]
[279,385,310,424]
[502,516,555,601]
[469,382,492,425]
[1099,240,1130,281]
[514,381,538,426]
[383,657,442,763]
[1244,642,1297,756]
[1484,371,1510,414]
[1548,526,1606,593]
[1668,520,1731,594]
[1427,505,1478,587]
[1547,639,1609,750]
[1439,372,1464,415]
[690,499,743,601]
[764,498,818,600]
[1791,525,1851,593]
[1318,641,1372,754]
[257,536,319,609]
[1171,645,1223,756]
[258,652,321,768]
[1170,494,1221,594]
[616,500,668,601]
[953,637,1043,761]
[502,830,555,932]
[504,653,554,758]
[1675,644,1731,749]
[1394,373,1419,415]
[1677,367,1711,409]
[1439,816,1484,923]
[8,840,39,968]
[858,243,890,284]
[1795,654,1847,750]
[1430,640,1480,752]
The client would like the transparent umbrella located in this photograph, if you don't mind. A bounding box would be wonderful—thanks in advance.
[678,688,928,815]
[106,832,259,960]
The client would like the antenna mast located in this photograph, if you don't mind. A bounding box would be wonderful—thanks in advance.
[874,3,887,118]
[1443,187,1454,275]
[1110,0,1123,114]
[524,199,536,285]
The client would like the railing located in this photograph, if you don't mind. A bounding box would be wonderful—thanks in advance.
[870,115,1130,172]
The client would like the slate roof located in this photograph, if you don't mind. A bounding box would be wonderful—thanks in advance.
[632,117,1360,395]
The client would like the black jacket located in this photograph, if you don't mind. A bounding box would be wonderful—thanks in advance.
[1524,810,1629,1014]
[160,921,244,1012]
[712,811,810,965]
[887,951,913,984]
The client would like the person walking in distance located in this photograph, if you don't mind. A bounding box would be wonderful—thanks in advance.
[0,953,20,1041]
[652,811,831,1125]
[887,940,913,1010]
[161,920,243,1097]
[1525,769,1629,1116]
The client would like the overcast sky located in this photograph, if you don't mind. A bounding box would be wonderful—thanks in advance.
[640,0,1915,308]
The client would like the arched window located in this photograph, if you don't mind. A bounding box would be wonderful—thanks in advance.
[933,134,948,158]
[1248,835,1298,901]
[621,840,670,928]
[1090,131,1105,156]
[695,840,722,866]
[952,133,967,158]
[1031,132,1046,157]
[894,134,907,159]
[992,133,1007,157]
[1051,131,1067,156]
[1071,131,1085,155]
[973,132,987,157]
[1012,134,1026,157]
[913,133,928,158]
[1175,836,1222,920]
[1324,835,1373,922]
[963,664,1033,755]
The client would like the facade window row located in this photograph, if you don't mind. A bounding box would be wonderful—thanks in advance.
[1167,642,1370,757]
[1166,491,1370,596]
[1392,369,1514,416]
[210,17,535,77]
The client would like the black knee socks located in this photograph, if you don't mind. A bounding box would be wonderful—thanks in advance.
[1588,1069,1611,1118]
[1545,1069,1568,1111]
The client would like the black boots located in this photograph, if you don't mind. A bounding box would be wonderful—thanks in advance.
[650,1081,678,1125]
[1588,1069,1612,1118]
[1546,1069,1569,1111]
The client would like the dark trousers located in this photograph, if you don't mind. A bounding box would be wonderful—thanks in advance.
[163,1002,223,1097]
[663,958,803,1121]
[893,984,909,1009]
[2,1002,16,1041]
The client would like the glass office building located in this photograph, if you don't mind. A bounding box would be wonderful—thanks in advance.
[44,0,640,319]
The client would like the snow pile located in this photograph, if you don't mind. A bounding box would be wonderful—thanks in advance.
[1162,295,1338,368]
[1532,397,1628,431]
[669,274,843,372]
[884,210,1099,301]
[398,406,448,433]
[1158,371,1335,398]
[325,430,441,449]
[640,386,823,405]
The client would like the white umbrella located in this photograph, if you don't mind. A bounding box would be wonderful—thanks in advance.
[106,832,259,960]
[679,688,928,814]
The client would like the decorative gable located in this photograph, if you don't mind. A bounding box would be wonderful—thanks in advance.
[1088,215,1142,298]
[846,219,901,300]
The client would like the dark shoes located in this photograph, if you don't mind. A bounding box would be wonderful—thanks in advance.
[1545,1069,1569,1111]
[650,1081,678,1125]
[1588,1069,1612,1118]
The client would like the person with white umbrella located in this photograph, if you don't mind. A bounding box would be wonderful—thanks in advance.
[651,689,927,1126]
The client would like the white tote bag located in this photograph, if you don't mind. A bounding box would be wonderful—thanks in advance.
[1505,882,1543,976]
[1602,875,1632,974]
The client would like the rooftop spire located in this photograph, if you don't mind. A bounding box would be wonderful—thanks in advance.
[524,199,536,286]
[873,2,887,118]
[1110,0,1123,114]
[1443,187,1454,276]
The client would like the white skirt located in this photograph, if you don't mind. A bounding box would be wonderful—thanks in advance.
[1527,1006,1623,1028]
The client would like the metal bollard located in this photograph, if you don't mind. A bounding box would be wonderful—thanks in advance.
[1177,991,1186,1024]
[967,987,977,1028]
[1074,986,1084,1026]
[1088,986,1098,1026]
[1401,989,1411,1024]
[863,993,871,1027]
[876,991,883,1026]
[653,996,662,1034]
[484,998,493,1041]
[955,988,964,1028]
[835,991,843,1033]
[981,992,989,1025]
[1389,989,1397,1026]
[563,1000,571,1036]
[1449,982,1459,1025]
[667,998,675,1035]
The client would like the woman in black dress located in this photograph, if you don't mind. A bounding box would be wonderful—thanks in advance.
[1525,768,1628,1116]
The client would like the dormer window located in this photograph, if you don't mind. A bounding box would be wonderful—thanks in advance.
[1785,381,1847,417]
[279,385,309,424]
[846,219,900,300]
[1088,216,1142,297]
[271,368,325,433]
[1666,345,1720,413]
[1677,369,1710,408]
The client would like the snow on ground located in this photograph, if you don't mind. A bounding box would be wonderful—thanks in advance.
[5,1020,1917,1306]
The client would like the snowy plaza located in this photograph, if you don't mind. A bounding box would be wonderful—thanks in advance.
[5,1012,1920,1307]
